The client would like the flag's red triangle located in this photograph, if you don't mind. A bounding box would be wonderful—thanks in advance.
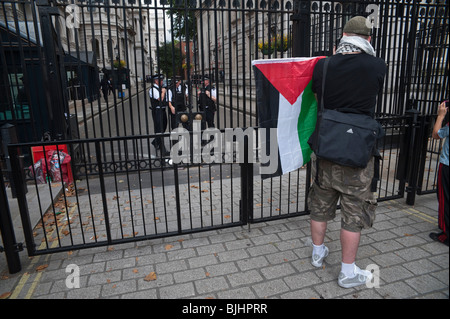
[255,57,324,105]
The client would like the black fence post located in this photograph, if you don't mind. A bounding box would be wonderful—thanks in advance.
[291,0,311,57]
[35,0,68,140]
[404,109,422,205]
[8,145,35,258]
[1,124,27,198]
[240,135,253,229]
[0,169,22,274]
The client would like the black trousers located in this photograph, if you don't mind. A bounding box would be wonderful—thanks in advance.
[201,107,215,130]
[151,106,167,149]
[102,89,108,101]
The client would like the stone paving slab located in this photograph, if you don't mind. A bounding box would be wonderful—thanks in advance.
[1,191,448,300]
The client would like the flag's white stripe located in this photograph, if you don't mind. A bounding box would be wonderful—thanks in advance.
[277,92,304,174]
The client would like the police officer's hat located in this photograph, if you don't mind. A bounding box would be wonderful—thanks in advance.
[151,73,165,80]
[202,75,211,81]
[174,75,182,82]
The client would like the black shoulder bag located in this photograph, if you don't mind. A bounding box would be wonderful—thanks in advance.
[308,57,384,169]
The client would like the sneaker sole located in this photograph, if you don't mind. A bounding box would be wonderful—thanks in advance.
[338,273,373,289]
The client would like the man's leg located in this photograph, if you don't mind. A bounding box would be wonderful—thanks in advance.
[340,229,361,264]
[311,220,327,246]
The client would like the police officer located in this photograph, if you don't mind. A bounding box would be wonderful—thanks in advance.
[197,75,217,130]
[169,76,189,131]
[149,74,169,156]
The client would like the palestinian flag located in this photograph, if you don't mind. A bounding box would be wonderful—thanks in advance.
[252,56,325,178]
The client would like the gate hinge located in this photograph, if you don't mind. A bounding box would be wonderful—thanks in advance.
[0,243,24,253]
[15,242,24,252]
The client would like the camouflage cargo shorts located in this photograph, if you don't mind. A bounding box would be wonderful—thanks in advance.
[307,153,377,233]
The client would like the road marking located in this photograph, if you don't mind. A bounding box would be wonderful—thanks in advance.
[402,207,437,225]
[9,271,31,299]
[9,204,78,299]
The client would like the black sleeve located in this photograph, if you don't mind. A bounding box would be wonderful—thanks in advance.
[312,58,324,95]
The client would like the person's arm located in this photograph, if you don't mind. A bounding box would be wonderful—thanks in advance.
[432,101,448,140]
[207,88,217,103]
[167,90,175,114]
[160,87,166,102]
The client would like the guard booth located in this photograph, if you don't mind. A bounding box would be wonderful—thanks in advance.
[65,51,100,103]
[0,20,50,146]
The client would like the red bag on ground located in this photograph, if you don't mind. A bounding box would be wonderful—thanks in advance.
[29,158,48,184]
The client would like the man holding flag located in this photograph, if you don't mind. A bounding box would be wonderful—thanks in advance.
[253,16,386,289]
[307,16,386,288]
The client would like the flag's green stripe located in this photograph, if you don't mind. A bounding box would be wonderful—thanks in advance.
[297,81,317,165]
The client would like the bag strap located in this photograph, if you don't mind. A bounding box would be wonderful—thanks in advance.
[315,57,330,185]
[318,57,330,114]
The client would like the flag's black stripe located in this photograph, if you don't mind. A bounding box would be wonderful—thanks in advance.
[253,65,283,179]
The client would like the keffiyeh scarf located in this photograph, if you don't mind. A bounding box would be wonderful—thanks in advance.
[335,35,376,56]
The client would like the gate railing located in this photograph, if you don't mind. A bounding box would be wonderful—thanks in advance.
[1,112,423,273]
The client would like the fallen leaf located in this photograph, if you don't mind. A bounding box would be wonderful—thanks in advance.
[144,272,157,281]
[0,292,11,299]
[133,269,139,273]
[224,215,231,219]
[205,272,210,277]
[36,264,49,272]
[165,244,173,250]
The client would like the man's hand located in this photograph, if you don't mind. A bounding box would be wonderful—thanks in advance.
[432,101,448,140]
[437,101,448,118]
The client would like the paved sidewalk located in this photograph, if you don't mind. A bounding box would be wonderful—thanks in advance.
[0,191,448,300]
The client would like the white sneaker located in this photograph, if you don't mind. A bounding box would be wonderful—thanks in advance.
[311,246,329,268]
[338,264,373,288]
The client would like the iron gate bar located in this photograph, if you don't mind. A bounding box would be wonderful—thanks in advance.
[94,140,113,245]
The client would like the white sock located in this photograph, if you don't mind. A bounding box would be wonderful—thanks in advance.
[312,243,325,256]
[341,262,356,277]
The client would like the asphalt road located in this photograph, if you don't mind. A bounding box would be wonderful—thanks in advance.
[76,89,258,193]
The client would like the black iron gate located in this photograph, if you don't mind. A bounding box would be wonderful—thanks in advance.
[1,0,448,274]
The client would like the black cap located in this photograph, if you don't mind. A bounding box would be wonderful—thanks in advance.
[151,74,164,80]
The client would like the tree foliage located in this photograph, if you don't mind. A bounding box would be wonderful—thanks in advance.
[156,41,185,78]
[166,0,197,40]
